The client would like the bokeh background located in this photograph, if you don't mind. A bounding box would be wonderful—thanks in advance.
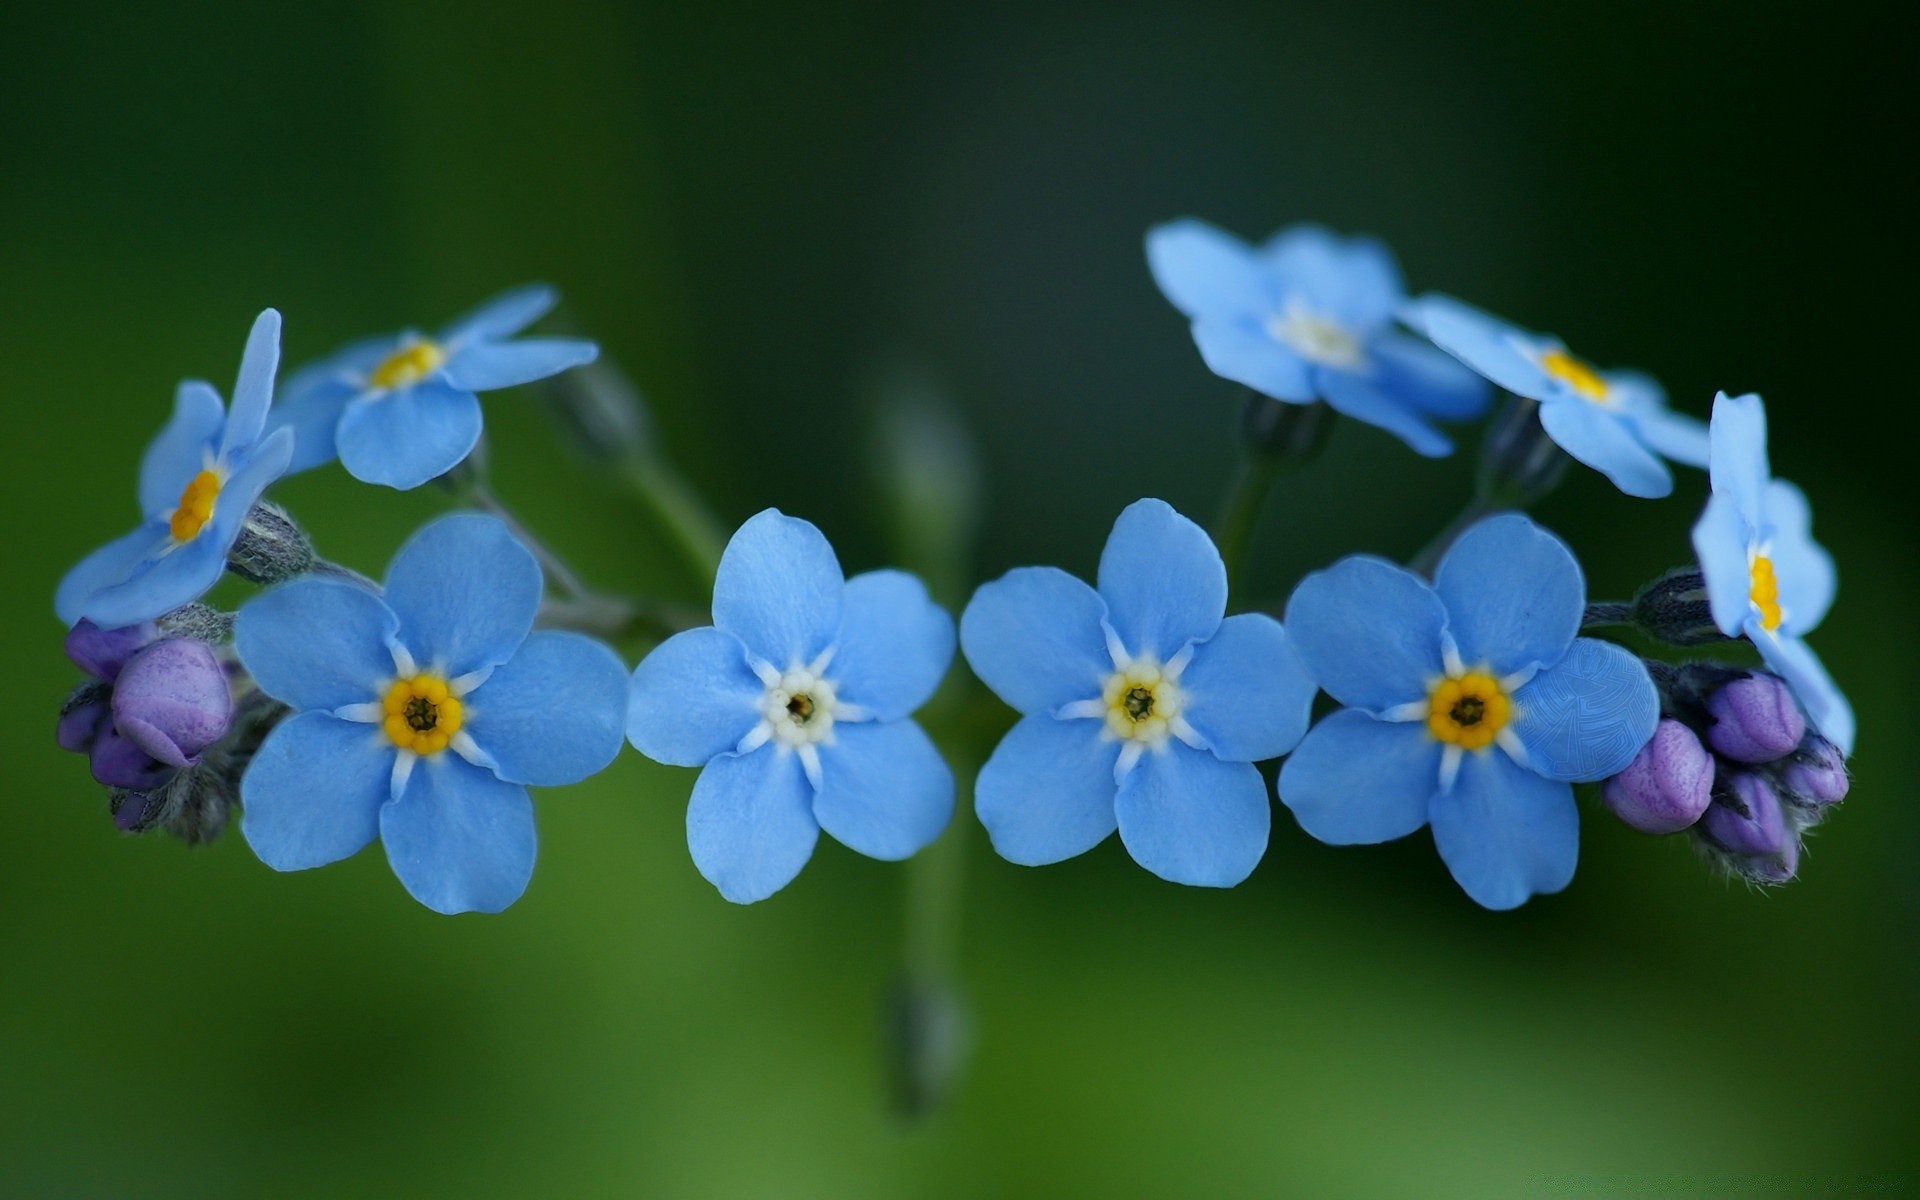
[3,2,1915,1195]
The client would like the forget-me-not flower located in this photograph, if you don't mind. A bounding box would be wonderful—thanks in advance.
[627,510,957,904]
[1279,514,1657,909]
[270,285,598,490]
[1146,220,1491,457]
[1402,293,1708,498]
[961,499,1316,887]
[56,310,296,630]
[235,514,628,914]
[1691,391,1852,754]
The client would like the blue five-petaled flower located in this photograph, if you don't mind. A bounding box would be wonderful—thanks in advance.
[626,510,957,904]
[1146,220,1492,457]
[270,285,598,491]
[1691,391,1852,755]
[1402,293,1709,498]
[56,309,296,630]
[1278,514,1658,910]
[961,499,1316,887]
[234,514,629,914]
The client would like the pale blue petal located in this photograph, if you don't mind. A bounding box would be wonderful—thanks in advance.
[1763,481,1835,634]
[235,578,398,710]
[974,713,1119,865]
[56,524,167,626]
[1145,219,1271,320]
[687,747,819,904]
[336,378,483,490]
[828,570,954,721]
[812,719,953,860]
[1754,632,1854,755]
[381,754,537,915]
[1539,399,1672,498]
[1114,742,1269,887]
[712,509,844,669]
[1401,294,1552,399]
[960,567,1111,715]
[221,309,281,459]
[1178,614,1315,762]
[1278,709,1439,844]
[1262,224,1403,333]
[442,337,598,392]
[1708,391,1770,524]
[1284,555,1446,712]
[466,631,629,786]
[241,712,391,871]
[626,627,764,767]
[78,527,228,630]
[1191,318,1315,401]
[1366,332,1494,421]
[1628,405,1710,469]
[1097,498,1226,662]
[385,513,541,678]
[1509,638,1658,782]
[139,381,224,516]
[268,376,358,474]
[440,284,558,345]
[1434,513,1583,676]
[1691,493,1752,636]
[1316,368,1453,457]
[1430,750,1578,910]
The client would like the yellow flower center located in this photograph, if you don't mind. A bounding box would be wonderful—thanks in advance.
[1425,671,1511,751]
[1103,659,1183,746]
[168,470,222,542]
[1749,554,1782,631]
[369,340,446,391]
[382,675,464,755]
[1539,348,1609,403]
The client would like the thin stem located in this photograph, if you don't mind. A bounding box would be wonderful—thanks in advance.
[619,454,728,587]
[1583,601,1635,629]
[1212,455,1282,601]
[464,483,591,599]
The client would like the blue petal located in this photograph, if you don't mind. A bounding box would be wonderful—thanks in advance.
[1434,513,1583,677]
[56,524,167,626]
[1429,749,1578,910]
[234,578,399,711]
[1284,555,1446,712]
[220,309,281,459]
[1539,399,1673,498]
[1691,492,1752,636]
[1509,638,1658,782]
[712,509,844,669]
[1144,219,1271,320]
[336,378,484,490]
[439,284,558,345]
[1627,404,1710,469]
[1754,631,1854,755]
[828,570,954,721]
[1262,224,1403,333]
[1177,613,1315,762]
[686,747,819,903]
[812,719,953,860]
[1113,741,1269,887]
[269,377,355,474]
[1191,319,1315,401]
[959,567,1111,715]
[1763,481,1835,635]
[78,527,229,629]
[241,712,392,871]
[384,513,542,679]
[973,713,1119,865]
[380,754,537,914]
[1097,498,1227,662]
[1708,391,1770,524]
[442,337,598,392]
[1316,368,1453,457]
[1278,709,1439,844]
[465,631,629,786]
[1366,332,1494,421]
[1401,294,1551,399]
[139,381,224,517]
[626,627,765,767]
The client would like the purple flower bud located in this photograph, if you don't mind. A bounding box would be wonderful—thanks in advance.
[1780,735,1849,811]
[1701,773,1790,858]
[1601,718,1714,834]
[57,693,109,753]
[89,724,175,791]
[1705,672,1806,763]
[109,639,233,768]
[64,619,157,682]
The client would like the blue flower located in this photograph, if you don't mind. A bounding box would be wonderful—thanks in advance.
[1691,391,1852,754]
[961,499,1316,886]
[233,514,629,914]
[269,285,598,490]
[1145,220,1491,456]
[626,510,957,904]
[1278,514,1657,910]
[56,310,296,629]
[1402,293,1709,498]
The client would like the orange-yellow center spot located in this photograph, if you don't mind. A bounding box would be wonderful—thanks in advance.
[1749,554,1782,631]
[1539,348,1609,402]
[168,470,221,542]
[381,675,464,756]
[369,340,446,391]
[1426,671,1511,751]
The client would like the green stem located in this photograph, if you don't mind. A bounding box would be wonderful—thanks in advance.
[1212,455,1283,602]
[463,482,591,599]
[619,454,728,586]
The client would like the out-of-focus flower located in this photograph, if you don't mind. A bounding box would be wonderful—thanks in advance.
[1601,717,1714,834]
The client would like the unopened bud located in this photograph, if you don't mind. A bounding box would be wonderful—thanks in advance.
[535,356,653,466]
[1704,671,1805,763]
[89,724,175,792]
[1239,392,1334,465]
[64,619,156,681]
[1778,735,1849,816]
[883,973,973,1122]
[110,639,233,768]
[57,684,110,753]
[1602,718,1714,833]
[226,502,315,584]
[155,602,236,644]
[1629,569,1725,647]
[1477,395,1570,506]
[1697,772,1797,884]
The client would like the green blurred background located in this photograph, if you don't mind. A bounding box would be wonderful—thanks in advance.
[4,2,1915,1195]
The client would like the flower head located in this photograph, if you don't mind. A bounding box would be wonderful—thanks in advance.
[1690,392,1851,753]
[1146,220,1490,457]
[627,510,958,903]
[59,620,233,792]
[1402,293,1709,497]
[960,499,1316,886]
[270,285,598,490]
[233,514,628,914]
[55,310,296,628]
[1279,514,1658,909]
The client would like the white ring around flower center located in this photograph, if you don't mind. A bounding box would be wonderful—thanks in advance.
[1265,298,1364,370]
[759,666,839,749]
